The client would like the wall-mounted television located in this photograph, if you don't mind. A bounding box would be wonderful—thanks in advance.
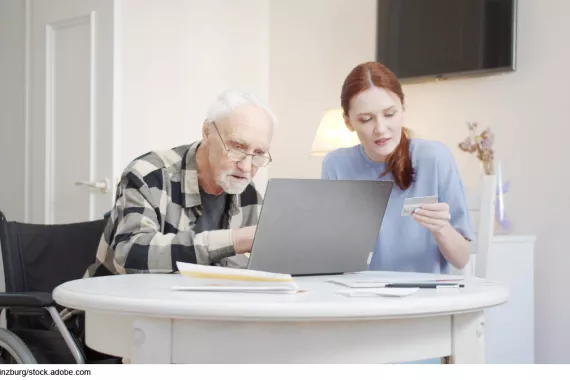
[376,0,517,82]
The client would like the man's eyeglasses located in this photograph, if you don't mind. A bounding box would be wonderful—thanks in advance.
[211,121,272,167]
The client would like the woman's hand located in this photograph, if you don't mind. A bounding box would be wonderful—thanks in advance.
[413,202,470,269]
[412,203,451,235]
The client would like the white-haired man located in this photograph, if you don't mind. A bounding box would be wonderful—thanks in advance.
[85,90,276,277]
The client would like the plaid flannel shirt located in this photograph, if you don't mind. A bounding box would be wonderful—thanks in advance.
[84,141,263,277]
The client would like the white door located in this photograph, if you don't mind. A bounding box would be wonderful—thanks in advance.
[28,0,117,224]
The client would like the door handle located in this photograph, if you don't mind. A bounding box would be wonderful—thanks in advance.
[75,178,110,193]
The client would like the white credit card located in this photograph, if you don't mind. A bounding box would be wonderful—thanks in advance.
[401,195,438,216]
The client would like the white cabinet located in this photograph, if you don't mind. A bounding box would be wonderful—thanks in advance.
[484,235,536,363]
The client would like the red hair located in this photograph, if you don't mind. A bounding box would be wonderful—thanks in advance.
[340,61,414,190]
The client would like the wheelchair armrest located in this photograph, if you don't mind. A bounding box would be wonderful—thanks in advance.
[0,292,55,308]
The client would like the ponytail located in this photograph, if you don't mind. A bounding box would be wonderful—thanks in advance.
[382,128,414,190]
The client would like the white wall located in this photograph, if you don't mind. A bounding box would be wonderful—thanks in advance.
[269,0,377,179]
[120,0,270,193]
[269,0,570,363]
[402,0,570,363]
[0,0,26,221]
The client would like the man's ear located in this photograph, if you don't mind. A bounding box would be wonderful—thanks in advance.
[343,114,355,132]
[202,121,211,142]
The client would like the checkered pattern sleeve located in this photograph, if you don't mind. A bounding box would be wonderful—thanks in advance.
[106,171,236,273]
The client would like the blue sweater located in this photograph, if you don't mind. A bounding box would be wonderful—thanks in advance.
[321,138,473,274]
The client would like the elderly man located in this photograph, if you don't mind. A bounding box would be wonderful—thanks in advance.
[86,89,276,277]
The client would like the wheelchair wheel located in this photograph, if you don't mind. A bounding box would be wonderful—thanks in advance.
[0,328,38,364]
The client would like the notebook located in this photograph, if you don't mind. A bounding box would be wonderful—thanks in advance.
[173,262,301,294]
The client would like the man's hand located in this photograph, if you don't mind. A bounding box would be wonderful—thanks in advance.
[231,225,257,254]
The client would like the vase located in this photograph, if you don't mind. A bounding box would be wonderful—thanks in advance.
[493,158,512,234]
[481,159,495,175]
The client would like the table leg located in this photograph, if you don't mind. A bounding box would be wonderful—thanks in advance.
[130,318,172,364]
[446,311,485,364]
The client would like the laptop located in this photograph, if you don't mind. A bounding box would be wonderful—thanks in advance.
[246,178,394,276]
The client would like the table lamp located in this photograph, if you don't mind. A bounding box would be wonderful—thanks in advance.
[310,108,360,156]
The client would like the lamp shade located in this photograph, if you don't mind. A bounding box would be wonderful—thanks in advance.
[310,108,360,156]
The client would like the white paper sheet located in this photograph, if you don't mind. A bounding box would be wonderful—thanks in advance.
[328,276,464,288]
[172,285,301,294]
[337,288,420,297]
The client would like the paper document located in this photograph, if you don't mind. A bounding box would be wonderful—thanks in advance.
[328,276,464,289]
[337,288,419,297]
[176,261,294,282]
[172,285,300,294]
[174,262,301,294]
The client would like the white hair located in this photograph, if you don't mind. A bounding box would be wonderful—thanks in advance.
[205,89,277,130]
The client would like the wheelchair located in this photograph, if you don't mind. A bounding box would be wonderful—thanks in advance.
[0,211,120,364]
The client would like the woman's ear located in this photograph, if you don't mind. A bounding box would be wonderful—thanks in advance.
[343,114,355,132]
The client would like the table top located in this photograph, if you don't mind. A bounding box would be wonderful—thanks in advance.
[53,271,509,322]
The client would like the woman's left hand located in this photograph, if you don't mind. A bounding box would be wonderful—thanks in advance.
[412,203,451,234]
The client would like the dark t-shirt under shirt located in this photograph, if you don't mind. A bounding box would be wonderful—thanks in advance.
[193,187,228,234]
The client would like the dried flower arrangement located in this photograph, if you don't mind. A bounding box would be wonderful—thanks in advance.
[458,122,495,175]
[458,121,512,231]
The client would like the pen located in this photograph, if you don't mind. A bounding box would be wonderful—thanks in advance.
[385,283,464,289]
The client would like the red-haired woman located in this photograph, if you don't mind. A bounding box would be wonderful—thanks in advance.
[322,61,473,275]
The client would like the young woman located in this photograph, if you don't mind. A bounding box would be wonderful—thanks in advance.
[321,61,473,274]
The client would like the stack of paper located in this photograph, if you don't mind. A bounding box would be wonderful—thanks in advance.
[173,262,301,294]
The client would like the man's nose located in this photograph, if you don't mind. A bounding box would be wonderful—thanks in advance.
[237,155,253,173]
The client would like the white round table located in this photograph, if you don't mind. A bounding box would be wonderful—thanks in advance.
[53,272,509,364]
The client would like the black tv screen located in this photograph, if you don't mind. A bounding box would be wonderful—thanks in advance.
[376,0,517,81]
